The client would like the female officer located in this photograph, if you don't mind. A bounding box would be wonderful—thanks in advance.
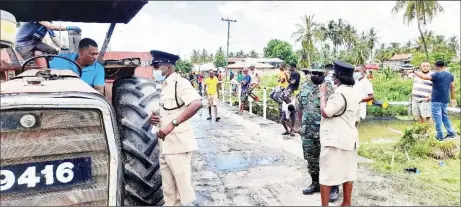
[318,60,360,206]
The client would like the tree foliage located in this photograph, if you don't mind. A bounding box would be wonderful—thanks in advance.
[191,48,214,63]
[392,0,444,61]
[214,47,227,68]
[175,59,193,74]
[263,39,298,64]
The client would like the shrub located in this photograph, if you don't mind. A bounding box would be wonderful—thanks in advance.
[371,72,413,102]
[367,105,408,117]
[396,123,458,160]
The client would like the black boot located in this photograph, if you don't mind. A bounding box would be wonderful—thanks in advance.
[329,185,339,202]
[302,182,320,195]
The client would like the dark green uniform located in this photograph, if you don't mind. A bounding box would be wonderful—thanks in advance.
[298,80,334,183]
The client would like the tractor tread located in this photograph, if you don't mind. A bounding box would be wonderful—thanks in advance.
[113,77,164,206]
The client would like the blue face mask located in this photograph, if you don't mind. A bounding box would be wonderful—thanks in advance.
[353,72,362,80]
[153,70,166,82]
[325,74,333,84]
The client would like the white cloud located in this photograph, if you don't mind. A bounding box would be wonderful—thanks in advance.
[173,2,188,10]
[217,1,461,52]
[56,1,461,60]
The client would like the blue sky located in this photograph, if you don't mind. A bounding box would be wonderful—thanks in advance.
[66,1,461,60]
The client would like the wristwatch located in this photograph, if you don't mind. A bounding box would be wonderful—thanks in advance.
[172,119,179,127]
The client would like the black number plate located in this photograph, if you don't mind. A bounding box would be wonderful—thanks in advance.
[0,157,92,193]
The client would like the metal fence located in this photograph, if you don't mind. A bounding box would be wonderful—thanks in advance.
[205,81,460,120]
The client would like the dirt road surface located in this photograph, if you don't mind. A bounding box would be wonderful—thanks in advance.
[188,103,417,206]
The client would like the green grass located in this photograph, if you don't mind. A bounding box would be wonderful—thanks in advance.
[358,119,461,206]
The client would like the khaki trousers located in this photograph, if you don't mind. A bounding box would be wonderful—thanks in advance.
[159,152,196,206]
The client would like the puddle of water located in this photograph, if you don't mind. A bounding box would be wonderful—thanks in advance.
[214,155,278,171]
[215,156,250,170]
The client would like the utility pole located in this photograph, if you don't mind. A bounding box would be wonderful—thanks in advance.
[221,18,236,78]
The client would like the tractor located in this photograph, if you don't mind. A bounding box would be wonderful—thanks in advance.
[0,1,164,206]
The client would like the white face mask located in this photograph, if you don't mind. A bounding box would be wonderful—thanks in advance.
[353,72,362,80]
[325,74,333,84]
[153,70,166,82]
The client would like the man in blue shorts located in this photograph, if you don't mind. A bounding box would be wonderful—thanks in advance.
[238,68,251,114]
[415,60,457,141]
[49,38,105,94]
[15,21,81,67]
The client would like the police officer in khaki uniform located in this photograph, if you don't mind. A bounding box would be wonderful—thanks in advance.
[149,50,203,206]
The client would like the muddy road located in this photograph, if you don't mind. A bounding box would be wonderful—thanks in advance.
[189,105,416,206]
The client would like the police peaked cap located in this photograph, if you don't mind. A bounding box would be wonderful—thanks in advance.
[150,50,180,66]
[332,60,354,77]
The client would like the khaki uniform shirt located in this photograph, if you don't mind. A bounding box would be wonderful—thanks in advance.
[320,85,360,151]
[159,72,202,155]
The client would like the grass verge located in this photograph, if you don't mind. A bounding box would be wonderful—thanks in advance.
[358,122,460,206]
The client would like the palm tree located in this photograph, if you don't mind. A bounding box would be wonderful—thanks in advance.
[367,27,378,62]
[375,43,392,68]
[392,0,444,61]
[236,50,245,58]
[216,47,225,56]
[248,50,259,58]
[291,14,322,68]
[403,40,414,53]
[201,49,209,63]
[209,53,214,62]
[343,24,358,52]
[191,49,200,63]
[447,36,459,54]
[352,40,369,66]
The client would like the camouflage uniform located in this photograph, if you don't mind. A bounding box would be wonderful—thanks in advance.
[298,80,334,183]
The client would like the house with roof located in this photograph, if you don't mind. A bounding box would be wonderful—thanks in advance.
[227,57,284,68]
[383,54,413,70]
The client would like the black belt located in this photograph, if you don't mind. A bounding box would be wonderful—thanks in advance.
[161,81,185,111]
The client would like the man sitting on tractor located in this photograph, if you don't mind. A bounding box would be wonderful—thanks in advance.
[15,21,81,68]
[49,38,105,94]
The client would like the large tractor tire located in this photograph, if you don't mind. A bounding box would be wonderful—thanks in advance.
[112,77,164,206]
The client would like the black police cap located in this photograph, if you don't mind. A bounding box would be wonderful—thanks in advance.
[150,50,180,66]
[332,60,354,77]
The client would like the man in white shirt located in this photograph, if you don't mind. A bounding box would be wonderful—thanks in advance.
[280,90,296,136]
[354,66,374,120]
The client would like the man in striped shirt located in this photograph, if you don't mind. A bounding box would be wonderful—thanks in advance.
[411,62,433,123]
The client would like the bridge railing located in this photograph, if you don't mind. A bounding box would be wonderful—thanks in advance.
[211,81,460,119]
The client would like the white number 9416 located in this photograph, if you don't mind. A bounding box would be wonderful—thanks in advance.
[0,162,74,191]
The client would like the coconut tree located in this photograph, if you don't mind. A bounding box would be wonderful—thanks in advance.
[375,43,392,68]
[200,49,209,63]
[402,40,414,53]
[351,32,370,66]
[291,14,322,68]
[392,0,444,61]
[343,24,358,52]
[367,27,378,62]
[191,49,201,63]
[447,36,459,54]
[235,50,245,58]
[248,50,259,58]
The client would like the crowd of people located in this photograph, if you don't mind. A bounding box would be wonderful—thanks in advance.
[188,58,457,206]
[12,19,458,206]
